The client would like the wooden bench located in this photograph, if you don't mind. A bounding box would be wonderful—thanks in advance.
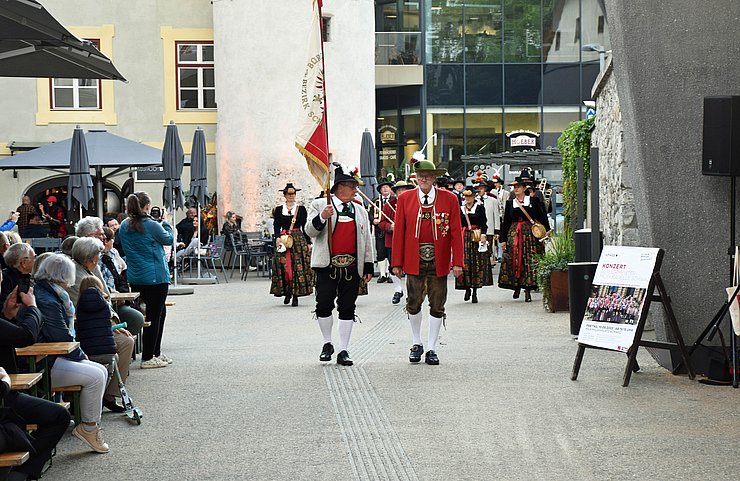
[9,373,43,391]
[53,385,82,425]
[0,451,29,467]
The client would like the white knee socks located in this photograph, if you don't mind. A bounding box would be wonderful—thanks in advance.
[390,274,403,293]
[378,259,388,276]
[409,312,422,346]
[428,315,443,352]
[318,315,333,344]
[337,319,354,352]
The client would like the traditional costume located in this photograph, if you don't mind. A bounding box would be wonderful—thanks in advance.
[498,176,550,301]
[305,164,375,366]
[456,187,494,303]
[270,183,314,306]
[370,179,394,283]
[392,160,464,365]
[378,180,413,304]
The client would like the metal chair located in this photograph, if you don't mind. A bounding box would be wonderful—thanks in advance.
[228,233,252,279]
[187,235,228,283]
[241,231,273,279]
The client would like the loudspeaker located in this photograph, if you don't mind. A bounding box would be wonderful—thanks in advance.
[702,95,740,176]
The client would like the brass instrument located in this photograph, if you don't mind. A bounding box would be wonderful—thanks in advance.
[538,177,553,211]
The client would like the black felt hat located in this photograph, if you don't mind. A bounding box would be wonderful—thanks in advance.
[376,179,394,192]
[331,162,363,193]
[281,183,302,195]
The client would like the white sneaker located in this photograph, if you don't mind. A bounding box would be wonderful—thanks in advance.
[140,357,168,369]
[157,354,173,364]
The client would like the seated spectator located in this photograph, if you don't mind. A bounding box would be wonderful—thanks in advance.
[61,236,78,257]
[105,217,125,258]
[32,252,53,278]
[77,276,134,413]
[0,271,71,479]
[72,223,144,337]
[99,227,128,293]
[221,211,240,253]
[34,254,110,453]
[21,214,49,238]
[0,232,8,270]
[0,212,19,232]
[0,243,35,307]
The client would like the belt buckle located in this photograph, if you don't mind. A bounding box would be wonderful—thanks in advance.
[331,254,355,268]
[419,244,435,262]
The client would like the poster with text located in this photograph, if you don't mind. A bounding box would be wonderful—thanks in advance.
[577,246,660,352]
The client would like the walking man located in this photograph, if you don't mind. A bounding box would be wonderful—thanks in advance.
[392,160,464,365]
[305,163,375,366]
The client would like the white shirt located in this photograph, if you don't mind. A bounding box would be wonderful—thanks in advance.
[416,187,437,205]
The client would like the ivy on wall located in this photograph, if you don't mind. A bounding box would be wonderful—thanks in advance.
[557,116,594,232]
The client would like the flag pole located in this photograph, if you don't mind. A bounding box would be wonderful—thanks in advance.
[318,0,332,251]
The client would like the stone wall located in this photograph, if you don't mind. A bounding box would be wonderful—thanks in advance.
[591,55,639,247]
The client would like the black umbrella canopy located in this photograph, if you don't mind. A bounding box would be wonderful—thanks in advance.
[162,121,185,210]
[189,127,209,207]
[359,129,378,200]
[0,0,126,80]
[67,126,93,213]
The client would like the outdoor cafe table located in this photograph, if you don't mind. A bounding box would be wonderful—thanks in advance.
[110,292,140,302]
[15,342,80,399]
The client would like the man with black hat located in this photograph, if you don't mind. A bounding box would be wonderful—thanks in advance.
[305,163,375,366]
[370,178,394,283]
[392,159,464,365]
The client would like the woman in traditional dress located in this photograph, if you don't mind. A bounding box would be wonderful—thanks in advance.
[456,186,493,303]
[270,183,314,306]
[498,176,550,302]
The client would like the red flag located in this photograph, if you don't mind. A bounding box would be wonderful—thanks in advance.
[295,0,330,190]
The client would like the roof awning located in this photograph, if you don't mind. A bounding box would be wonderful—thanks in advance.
[0,130,189,171]
[461,148,562,169]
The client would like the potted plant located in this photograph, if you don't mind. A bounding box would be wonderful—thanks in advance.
[535,231,575,312]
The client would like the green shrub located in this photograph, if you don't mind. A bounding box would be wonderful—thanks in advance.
[557,116,594,234]
[535,231,575,311]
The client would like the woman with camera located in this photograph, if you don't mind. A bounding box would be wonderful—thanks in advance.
[456,186,493,304]
[119,192,174,369]
[498,176,550,302]
[270,183,314,306]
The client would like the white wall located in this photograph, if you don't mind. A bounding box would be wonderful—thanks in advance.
[213,0,375,230]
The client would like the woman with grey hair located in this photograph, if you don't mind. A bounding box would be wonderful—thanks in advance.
[0,242,35,306]
[34,254,110,453]
[61,235,78,257]
[75,216,104,239]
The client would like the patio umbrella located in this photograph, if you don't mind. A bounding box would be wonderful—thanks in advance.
[67,126,93,215]
[358,129,378,202]
[0,0,126,80]
[162,121,185,285]
[189,127,209,278]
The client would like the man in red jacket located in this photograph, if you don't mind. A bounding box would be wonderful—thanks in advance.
[392,160,464,365]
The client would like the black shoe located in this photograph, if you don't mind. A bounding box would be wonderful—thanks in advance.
[525,290,532,302]
[337,350,353,366]
[425,350,440,365]
[464,288,471,301]
[103,398,125,413]
[472,290,478,303]
[291,295,298,307]
[409,344,424,363]
[513,288,521,299]
[385,276,394,284]
[377,275,388,284]
[283,294,291,305]
[320,343,334,361]
[392,292,403,304]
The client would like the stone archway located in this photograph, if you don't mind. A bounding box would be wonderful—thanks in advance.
[24,175,122,225]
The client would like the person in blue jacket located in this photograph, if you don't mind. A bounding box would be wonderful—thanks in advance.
[118,192,174,369]
[0,211,19,232]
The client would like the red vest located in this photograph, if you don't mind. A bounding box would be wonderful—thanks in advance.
[331,216,356,255]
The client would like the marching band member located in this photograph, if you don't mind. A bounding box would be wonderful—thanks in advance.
[378,180,413,304]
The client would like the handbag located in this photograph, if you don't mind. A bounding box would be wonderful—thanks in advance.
[726,246,740,336]
[278,209,298,249]
[517,202,547,239]
[462,205,482,241]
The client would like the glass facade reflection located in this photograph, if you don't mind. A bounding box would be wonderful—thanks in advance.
[376,0,610,178]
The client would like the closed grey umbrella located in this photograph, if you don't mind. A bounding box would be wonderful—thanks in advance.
[162,121,185,211]
[189,127,209,207]
[359,129,378,201]
[67,126,93,214]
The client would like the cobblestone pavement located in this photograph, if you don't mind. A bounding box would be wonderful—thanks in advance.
[47,272,740,480]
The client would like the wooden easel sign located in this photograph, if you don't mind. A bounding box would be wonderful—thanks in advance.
[571,246,695,386]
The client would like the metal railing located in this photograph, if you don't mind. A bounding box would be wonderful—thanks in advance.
[375,32,422,65]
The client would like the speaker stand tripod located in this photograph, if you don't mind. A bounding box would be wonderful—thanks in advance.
[686,176,739,387]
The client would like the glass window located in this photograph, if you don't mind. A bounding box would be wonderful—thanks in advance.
[503,0,541,63]
[504,107,541,135]
[543,63,580,104]
[466,110,505,155]
[542,106,580,148]
[50,39,101,110]
[543,0,580,62]
[464,1,503,63]
[504,64,541,105]
[466,64,503,106]
[430,110,465,169]
[582,62,600,100]
[581,0,611,63]
[322,16,332,42]
[176,42,216,110]
[428,1,463,63]
[426,64,464,106]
